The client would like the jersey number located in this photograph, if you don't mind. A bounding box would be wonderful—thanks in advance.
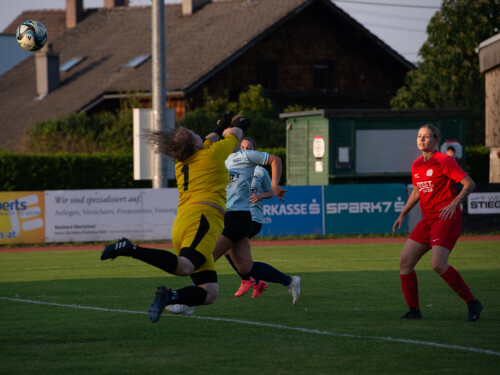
[181,164,189,191]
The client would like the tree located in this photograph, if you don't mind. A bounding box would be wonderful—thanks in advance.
[237,84,274,116]
[390,0,500,145]
[179,85,285,148]
[24,96,139,154]
[24,85,285,153]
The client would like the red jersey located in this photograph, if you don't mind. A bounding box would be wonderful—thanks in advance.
[412,152,466,215]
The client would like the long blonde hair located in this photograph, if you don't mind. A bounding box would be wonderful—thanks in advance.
[144,127,199,162]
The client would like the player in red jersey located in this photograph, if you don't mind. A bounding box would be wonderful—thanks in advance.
[393,124,483,322]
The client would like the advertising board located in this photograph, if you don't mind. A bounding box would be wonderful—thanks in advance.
[44,189,178,242]
[259,186,323,237]
[0,191,45,244]
[468,192,500,214]
[324,184,407,234]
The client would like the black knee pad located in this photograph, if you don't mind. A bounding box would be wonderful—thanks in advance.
[191,270,218,285]
[179,247,206,270]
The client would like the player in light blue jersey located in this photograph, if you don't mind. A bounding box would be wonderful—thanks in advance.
[249,164,273,228]
[225,139,274,297]
[224,142,270,212]
[213,134,302,306]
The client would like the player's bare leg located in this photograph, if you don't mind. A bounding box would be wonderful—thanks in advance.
[212,235,234,262]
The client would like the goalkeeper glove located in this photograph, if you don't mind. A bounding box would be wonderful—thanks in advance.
[212,111,235,137]
[231,116,250,131]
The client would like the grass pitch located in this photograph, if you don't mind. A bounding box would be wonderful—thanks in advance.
[1,240,499,374]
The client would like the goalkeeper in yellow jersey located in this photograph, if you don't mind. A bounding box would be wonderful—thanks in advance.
[101,112,244,323]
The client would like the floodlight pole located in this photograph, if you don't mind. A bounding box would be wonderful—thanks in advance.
[151,0,167,188]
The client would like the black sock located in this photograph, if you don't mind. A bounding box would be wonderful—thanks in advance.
[225,254,252,281]
[132,246,178,274]
[410,307,420,312]
[250,262,291,286]
[172,286,208,306]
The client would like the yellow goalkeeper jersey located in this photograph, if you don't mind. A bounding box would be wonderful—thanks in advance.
[175,134,238,213]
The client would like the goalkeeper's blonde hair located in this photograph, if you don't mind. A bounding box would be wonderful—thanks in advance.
[143,127,199,162]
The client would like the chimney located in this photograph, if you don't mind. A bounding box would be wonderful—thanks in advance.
[66,0,84,29]
[35,44,60,98]
[105,0,129,8]
[182,0,211,17]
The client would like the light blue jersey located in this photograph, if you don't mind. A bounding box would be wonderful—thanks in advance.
[250,165,272,224]
[225,149,269,212]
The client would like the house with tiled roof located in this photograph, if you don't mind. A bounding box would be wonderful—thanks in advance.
[0,0,414,150]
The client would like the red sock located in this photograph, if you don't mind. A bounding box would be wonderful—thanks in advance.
[400,271,419,308]
[439,266,474,303]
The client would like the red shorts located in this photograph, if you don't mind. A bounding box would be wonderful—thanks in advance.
[409,210,462,251]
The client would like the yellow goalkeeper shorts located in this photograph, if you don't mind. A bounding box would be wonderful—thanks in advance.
[172,204,224,273]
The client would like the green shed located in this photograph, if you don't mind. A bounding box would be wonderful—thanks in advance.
[280,109,468,185]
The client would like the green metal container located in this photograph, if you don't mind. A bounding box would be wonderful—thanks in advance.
[280,109,468,185]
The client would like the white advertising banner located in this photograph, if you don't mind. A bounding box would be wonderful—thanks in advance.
[45,189,178,242]
[468,192,500,214]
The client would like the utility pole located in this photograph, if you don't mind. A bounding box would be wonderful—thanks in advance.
[151,0,167,188]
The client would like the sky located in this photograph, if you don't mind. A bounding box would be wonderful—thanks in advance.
[0,0,442,64]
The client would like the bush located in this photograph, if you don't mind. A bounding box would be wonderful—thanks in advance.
[465,145,489,183]
[24,97,138,154]
[0,151,150,191]
[0,147,287,191]
[1,145,488,191]
[180,85,285,148]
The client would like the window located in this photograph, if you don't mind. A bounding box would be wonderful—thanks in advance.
[122,54,151,69]
[336,146,351,169]
[313,60,336,90]
[59,56,86,72]
[256,60,278,90]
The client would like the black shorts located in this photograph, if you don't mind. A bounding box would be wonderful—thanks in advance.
[222,211,252,243]
[248,221,263,239]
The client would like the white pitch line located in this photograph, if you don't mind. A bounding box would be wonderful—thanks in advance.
[2,296,499,358]
[0,297,146,315]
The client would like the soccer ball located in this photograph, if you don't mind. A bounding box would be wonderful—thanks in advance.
[16,20,48,51]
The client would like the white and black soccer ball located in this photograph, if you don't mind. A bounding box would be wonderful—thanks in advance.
[16,20,48,52]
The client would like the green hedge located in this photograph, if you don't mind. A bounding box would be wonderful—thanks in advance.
[0,145,487,191]
[0,151,150,190]
[465,145,490,184]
